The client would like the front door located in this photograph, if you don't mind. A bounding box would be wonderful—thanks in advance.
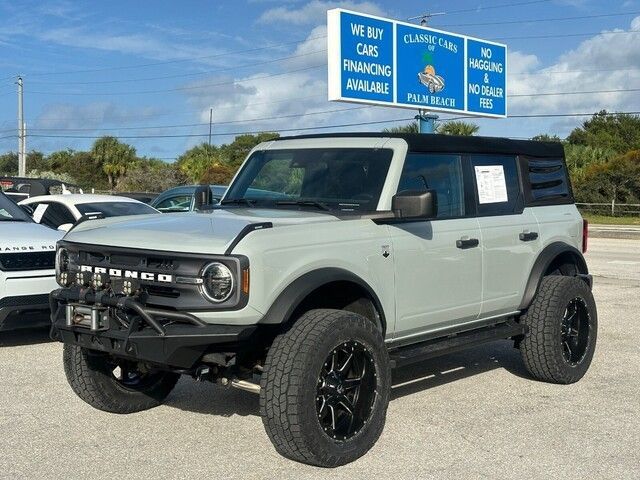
[389,153,482,341]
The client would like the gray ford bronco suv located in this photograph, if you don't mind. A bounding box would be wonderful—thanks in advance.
[51,133,596,467]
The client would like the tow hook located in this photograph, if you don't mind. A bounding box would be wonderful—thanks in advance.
[194,365,214,382]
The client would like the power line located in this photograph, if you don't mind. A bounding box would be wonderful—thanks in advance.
[26,117,417,139]
[27,106,373,132]
[28,64,326,95]
[445,0,553,14]
[28,49,327,86]
[23,35,327,77]
[437,10,640,27]
[510,88,640,97]
[495,28,639,40]
[23,110,640,141]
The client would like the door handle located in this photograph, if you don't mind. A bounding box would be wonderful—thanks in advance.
[456,238,479,249]
[519,232,539,242]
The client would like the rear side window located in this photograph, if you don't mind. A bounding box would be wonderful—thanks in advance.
[470,155,521,216]
[520,156,572,204]
[398,153,465,218]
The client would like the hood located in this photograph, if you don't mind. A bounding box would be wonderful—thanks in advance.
[1,221,63,253]
[64,209,339,254]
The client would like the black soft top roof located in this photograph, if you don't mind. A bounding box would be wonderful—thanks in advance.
[278,133,564,158]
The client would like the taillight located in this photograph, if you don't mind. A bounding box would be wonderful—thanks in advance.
[582,219,588,253]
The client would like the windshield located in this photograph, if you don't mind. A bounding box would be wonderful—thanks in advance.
[76,202,157,218]
[0,193,32,222]
[224,148,393,212]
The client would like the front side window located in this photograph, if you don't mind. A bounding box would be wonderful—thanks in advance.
[40,203,76,229]
[154,195,192,212]
[224,148,394,213]
[397,153,465,218]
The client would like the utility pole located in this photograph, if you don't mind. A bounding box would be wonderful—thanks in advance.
[17,76,26,176]
[208,108,213,147]
[408,13,445,134]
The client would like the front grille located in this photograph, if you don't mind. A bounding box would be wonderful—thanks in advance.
[0,251,56,271]
[0,294,50,308]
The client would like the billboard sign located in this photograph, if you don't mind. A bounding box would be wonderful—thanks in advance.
[327,9,507,118]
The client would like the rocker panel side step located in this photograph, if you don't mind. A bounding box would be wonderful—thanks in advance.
[389,321,526,369]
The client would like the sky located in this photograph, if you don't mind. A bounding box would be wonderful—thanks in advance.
[0,0,639,161]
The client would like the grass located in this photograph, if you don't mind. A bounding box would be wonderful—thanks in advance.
[581,214,640,226]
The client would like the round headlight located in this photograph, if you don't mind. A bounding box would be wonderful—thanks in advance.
[55,248,70,287]
[200,262,234,303]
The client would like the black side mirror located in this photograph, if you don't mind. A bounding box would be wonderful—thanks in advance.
[392,190,438,220]
[193,184,214,211]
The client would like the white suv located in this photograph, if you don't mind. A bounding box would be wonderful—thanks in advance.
[0,192,62,331]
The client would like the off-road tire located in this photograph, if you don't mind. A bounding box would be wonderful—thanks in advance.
[260,309,391,467]
[520,275,597,384]
[63,344,180,413]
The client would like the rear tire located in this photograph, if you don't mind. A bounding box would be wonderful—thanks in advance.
[260,309,390,467]
[520,275,597,384]
[63,344,180,413]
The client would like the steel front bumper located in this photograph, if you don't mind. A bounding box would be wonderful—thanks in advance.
[50,288,257,369]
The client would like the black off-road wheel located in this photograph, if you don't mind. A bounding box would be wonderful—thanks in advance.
[260,309,391,467]
[520,275,597,384]
[63,344,180,413]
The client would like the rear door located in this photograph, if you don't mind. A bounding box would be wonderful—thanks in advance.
[470,154,540,317]
[389,153,482,340]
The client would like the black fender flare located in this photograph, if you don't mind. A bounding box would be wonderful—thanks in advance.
[260,268,386,333]
[519,242,588,310]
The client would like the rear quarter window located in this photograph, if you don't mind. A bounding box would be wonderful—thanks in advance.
[520,156,573,205]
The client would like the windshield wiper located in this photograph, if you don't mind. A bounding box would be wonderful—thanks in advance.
[0,218,25,222]
[220,198,256,207]
[275,200,332,211]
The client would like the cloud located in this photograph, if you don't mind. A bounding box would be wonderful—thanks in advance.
[257,0,386,25]
[34,102,163,130]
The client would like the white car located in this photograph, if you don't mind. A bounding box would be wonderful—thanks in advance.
[0,191,62,331]
[19,194,159,231]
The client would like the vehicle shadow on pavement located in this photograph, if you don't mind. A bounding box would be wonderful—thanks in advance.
[165,339,532,418]
[166,379,260,417]
[391,339,531,400]
[0,327,52,347]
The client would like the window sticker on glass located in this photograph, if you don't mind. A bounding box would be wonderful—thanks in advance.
[474,165,508,204]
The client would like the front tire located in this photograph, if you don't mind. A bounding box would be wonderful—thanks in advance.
[520,275,597,384]
[63,344,180,413]
[260,309,391,467]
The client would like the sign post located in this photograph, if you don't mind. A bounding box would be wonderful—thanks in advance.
[327,9,507,123]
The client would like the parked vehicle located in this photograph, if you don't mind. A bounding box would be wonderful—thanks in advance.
[50,133,596,467]
[151,185,227,212]
[0,191,62,331]
[0,177,82,203]
[19,194,159,231]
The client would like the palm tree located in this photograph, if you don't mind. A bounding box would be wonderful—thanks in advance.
[91,136,137,189]
[383,122,419,134]
[435,121,479,136]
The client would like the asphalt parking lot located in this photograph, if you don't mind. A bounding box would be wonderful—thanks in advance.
[1,237,638,480]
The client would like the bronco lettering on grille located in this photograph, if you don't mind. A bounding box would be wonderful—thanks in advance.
[79,265,173,283]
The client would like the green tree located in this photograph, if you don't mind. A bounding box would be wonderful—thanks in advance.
[91,136,137,189]
[383,122,419,134]
[435,120,479,136]
[176,143,219,182]
[531,134,562,142]
[117,159,188,192]
[219,132,280,167]
[567,111,640,154]
[574,150,640,204]
[0,152,18,175]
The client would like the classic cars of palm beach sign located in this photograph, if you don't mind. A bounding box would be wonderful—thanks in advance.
[327,8,507,118]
